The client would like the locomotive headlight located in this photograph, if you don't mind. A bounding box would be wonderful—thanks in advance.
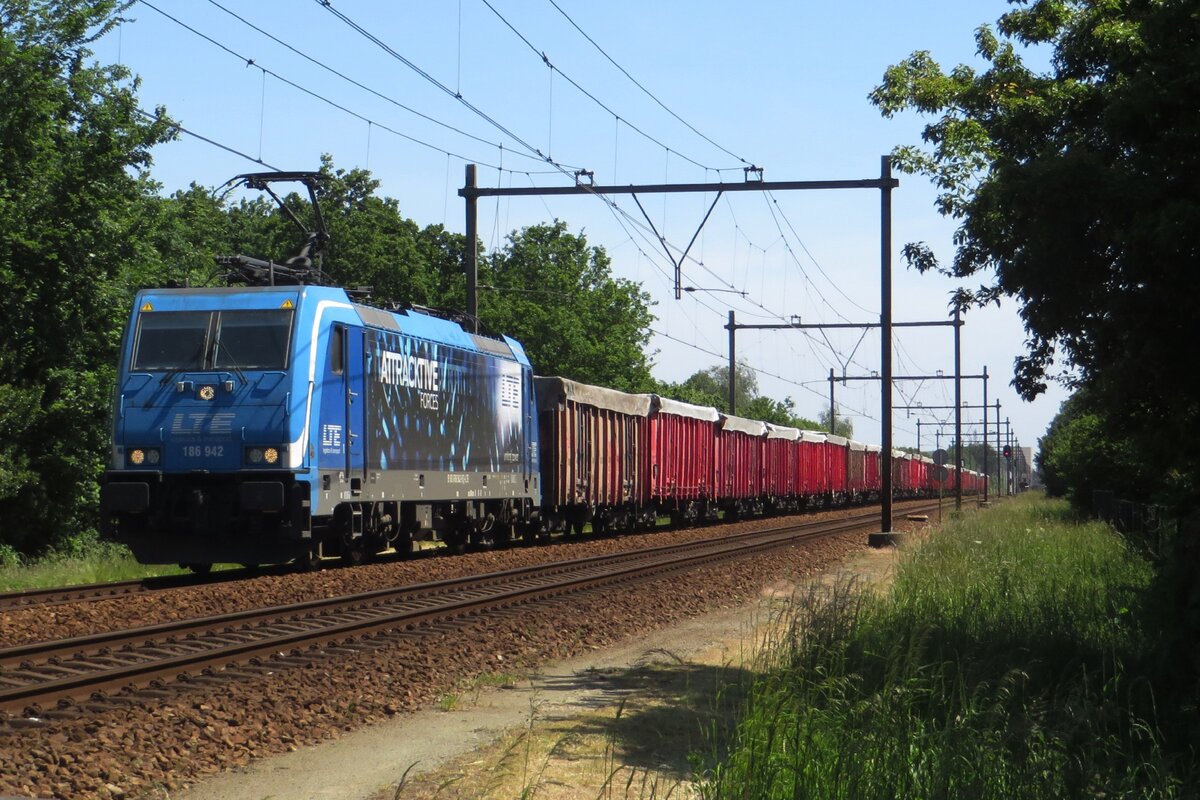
[126,447,160,467]
[245,446,285,467]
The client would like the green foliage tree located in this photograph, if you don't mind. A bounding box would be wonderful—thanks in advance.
[479,221,654,392]
[1037,389,1144,510]
[0,0,173,555]
[303,158,456,307]
[817,408,854,438]
[870,0,1200,508]
[873,0,1200,728]
[655,362,823,430]
[678,363,759,413]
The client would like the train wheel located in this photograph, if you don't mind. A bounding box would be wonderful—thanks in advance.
[446,529,468,555]
[301,549,323,571]
[393,533,415,558]
[342,539,368,566]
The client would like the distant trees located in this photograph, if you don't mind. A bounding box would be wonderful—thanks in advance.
[1036,389,1146,511]
[654,363,827,431]
[478,221,654,393]
[658,363,757,412]
[817,408,854,439]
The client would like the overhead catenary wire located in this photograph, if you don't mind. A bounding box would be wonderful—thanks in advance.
[141,0,570,177]
[142,2,915,439]
[766,190,878,317]
[479,0,738,174]
[545,0,751,168]
[311,0,784,325]
[200,0,567,169]
[295,0,848,345]
[651,327,915,436]
[137,107,282,171]
[315,0,570,175]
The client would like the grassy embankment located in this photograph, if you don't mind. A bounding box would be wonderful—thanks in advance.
[0,536,196,591]
[701,494,1192,799]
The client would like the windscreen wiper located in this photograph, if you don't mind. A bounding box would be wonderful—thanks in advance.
[159,341,208,387]
[213,337,249,386]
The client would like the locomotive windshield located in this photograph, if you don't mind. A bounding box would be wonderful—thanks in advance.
[131,309,294,372]
[214,310,293,370]
[131,312,210,371]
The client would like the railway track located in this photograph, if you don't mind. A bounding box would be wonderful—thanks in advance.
[0,500,945,612]
[0,503,938,719]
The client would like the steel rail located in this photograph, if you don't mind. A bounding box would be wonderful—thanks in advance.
[0,503,941,715]
[0,499,937,611]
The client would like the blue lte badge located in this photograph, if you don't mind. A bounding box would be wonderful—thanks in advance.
[321,423,344,455]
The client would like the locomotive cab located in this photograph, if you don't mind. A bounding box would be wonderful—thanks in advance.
[101,288,311,568]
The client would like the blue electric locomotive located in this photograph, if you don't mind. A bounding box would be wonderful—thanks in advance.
[100,173,540,570]
[100,285,540,569]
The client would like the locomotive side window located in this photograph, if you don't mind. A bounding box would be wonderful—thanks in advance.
[330,326,345,375]
[132,311,212,371]
[214,310,293,371]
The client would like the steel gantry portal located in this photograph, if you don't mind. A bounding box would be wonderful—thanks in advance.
[461,158,907,534]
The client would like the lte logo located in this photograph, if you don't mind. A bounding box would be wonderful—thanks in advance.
[321,424,343,451]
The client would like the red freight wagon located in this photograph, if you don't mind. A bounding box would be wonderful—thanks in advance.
[847,440,868,496]
[765,424,801,505]
[890,450,908,496]
[535,376,651,532]
[916,455,932,495]
[903,451,921,496]
[716,414,767,512]
[798,431,828,499]
[864,444,883,497]
[643,395,719,520]
[823,433,850,500]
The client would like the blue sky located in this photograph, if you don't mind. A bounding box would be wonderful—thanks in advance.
[95,0,1068,458]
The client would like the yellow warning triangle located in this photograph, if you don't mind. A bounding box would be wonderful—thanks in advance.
[280,299,295,309]
[140,302,154,312]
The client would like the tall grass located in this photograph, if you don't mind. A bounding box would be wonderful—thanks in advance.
[0,532,189,591]
[701,495,1188,799]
